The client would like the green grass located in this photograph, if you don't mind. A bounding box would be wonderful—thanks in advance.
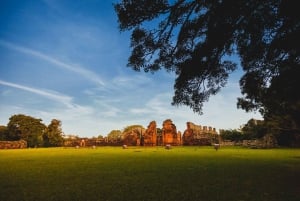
[0,146,299,201]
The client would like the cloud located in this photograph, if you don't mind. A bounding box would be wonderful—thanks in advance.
[0,40,105,87]
[0,79,74,108]
[0,79,97,135]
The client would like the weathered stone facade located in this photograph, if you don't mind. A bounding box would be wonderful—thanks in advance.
[64,120,220,147]
[242,134,278,148]
[182,122,218,145]
[64,137,109,147]
[0,140,27,149]
[143,121,157,146]
[122,128,144,146]
[162,119,181,145]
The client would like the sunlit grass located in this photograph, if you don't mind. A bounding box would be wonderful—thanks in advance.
[0,146,299,201]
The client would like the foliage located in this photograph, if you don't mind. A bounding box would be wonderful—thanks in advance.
[43,119,64,147]
[221,119,269,141]
[3,114,66,147]
[115,0,300,135]
[107,130,122,142]
[241,118,268,140]
[0,125,8,140]
[220,129,243,142]
[7,114,46,147]
[122,125,144,133]
[97,134,104,139]
[156,128,163,136]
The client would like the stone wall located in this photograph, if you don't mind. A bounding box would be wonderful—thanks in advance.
[220,134,278,148]
[143,121,157,146]
[242,134,278,148]
[122,128,145,146]
[162,119,181,145]
[182,122,218,145]
[0,140,27,149]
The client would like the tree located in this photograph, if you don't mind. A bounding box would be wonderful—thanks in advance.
[220,129,243,142]
[114,1,300,131]
[107,130,122,142]
[43,119,64,147]
[0,125,8,140]
[123,125,144,134]
[97,134,104,139]
[7,114,46,147]
[241,119,268,140]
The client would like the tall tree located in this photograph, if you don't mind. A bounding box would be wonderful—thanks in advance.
[114,1,300,131]
[43,119,64,147]
[7,114,46,147]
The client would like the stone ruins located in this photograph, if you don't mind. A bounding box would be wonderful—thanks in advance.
[0,140,27,149]
[0,119,279,149]
[161,119,182,146]
[117,119,216,146]
[0,119,219,148]
[122,127,145,146]
[182,122,219,145]
[143,121,157,146]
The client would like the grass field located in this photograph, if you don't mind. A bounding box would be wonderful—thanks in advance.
[0,146,299,201]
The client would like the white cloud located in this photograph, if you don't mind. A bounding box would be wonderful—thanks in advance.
[0,79,73,107]
[0,40,106,87]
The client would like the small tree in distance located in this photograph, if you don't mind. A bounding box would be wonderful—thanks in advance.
[43,119,64,147]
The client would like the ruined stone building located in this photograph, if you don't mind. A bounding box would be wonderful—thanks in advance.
[122,127,145,146]
[143,121,157,146]
[161,119,181,145]
[139,120,181,146]
[182,122,219,145]
[63,120,219,147]
[0,140,27,149]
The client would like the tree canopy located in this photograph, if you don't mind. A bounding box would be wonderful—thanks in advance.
[114,0,300,133]
[107,130,122,141]
[7,114,46,147]
[43,119,64,147]
[3,114,65,147]
[123,125,144,133]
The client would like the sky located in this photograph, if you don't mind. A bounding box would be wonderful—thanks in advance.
[0,0,262,137]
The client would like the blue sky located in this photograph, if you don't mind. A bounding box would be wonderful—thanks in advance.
[0,0,261,137]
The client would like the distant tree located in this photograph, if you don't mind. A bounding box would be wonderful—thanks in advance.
[97,134,104,139]
[115,0,300,136]
[122,125,144,134]
[0,125,8,140]
[43,119,64,147]
[7,114,46,147]
[155,128,163,145]
[241,119,267,140]
[107,130,122,142]
[156,128,163,136]
[220,129,243,142]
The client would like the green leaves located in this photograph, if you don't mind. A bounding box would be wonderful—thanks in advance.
[7,114,46,147]
[115,0,300,136]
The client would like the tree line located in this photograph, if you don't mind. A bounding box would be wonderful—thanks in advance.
[1,114,299,147]
[220,119,300,146]
[0,114,64,148]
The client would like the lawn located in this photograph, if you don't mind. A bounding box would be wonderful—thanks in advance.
[0,146,299,201]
